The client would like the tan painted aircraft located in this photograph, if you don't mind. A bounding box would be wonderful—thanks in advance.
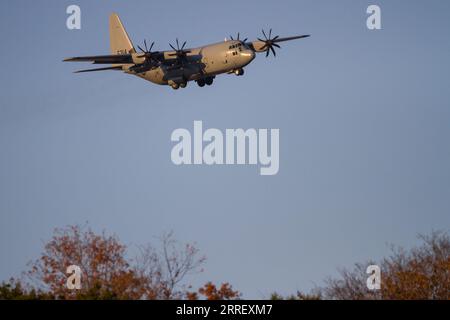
[64,13,310,89]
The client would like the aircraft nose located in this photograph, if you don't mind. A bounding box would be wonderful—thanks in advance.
[240,49,255,62]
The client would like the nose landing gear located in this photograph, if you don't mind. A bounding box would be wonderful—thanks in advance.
[234,69,244,76]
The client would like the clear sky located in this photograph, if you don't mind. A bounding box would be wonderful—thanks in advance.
[1,0,449,298]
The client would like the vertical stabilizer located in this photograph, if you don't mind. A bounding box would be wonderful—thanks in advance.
[109,13,135,55]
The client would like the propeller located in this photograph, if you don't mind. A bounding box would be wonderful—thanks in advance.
[136,39,160,65]
[229,32,248,43]
[137,39,155,55]
[258,29,310,57]
[168,38,191,60]
[130,39,160,73]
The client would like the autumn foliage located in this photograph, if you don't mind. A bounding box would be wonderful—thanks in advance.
[187,282,241,300]
[296,231,450,300]
[1,225,448,300]
[318,232,449,300]
[26,225,144,299]
[21,224,227,300]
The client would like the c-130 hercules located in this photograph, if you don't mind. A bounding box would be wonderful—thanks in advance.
[64,13,310,90]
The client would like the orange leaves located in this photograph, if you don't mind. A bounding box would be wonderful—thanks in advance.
[322,231,450,300]
[26,224,210,300]
[27,224,137,300]
[195,282,241,300]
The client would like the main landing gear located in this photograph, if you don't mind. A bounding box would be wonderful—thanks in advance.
[169,76,215,89]
[234,69,244,76]
[169,80,187,90]
[196,76,214,88]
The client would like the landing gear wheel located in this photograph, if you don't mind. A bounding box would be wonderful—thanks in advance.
[235,69,244,76]
[197,79,205,87]
[180,82,187,88]
[171,83,180,90]
[205,77,214,86]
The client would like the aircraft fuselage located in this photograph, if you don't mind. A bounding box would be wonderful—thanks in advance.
[128,40,255,87]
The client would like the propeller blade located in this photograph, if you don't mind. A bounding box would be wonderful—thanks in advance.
[243,38,248,43]
[269,28,272,39]
[266,49,270,57]
[270,46,276,57]
[169,43,176,51]
[137,45,145,53]
[273,43,281,49]
[144,39,148,51]
[182,41,187,50]
[262,29,268,40]
[237,32,240,40]
[149,42,154,51]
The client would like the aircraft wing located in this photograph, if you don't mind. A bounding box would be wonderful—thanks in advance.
[73,66,124,73]
[270,35,310,43]
[63,54,133,64]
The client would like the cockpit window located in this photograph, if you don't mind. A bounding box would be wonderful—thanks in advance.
[229,43,243,50]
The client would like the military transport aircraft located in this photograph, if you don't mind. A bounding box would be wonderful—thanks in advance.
[64,13,310,89]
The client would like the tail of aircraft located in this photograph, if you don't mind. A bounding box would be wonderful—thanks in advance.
[109,13,135,55]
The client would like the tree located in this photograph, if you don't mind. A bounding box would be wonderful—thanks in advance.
[135,231,206,299]
[26,224,145,299]
[0,278,52,300]
[270,231,449,300]
[187,282,241,300]
[25,224,206,300]
[322,231,450,300]
[270,291,321,300]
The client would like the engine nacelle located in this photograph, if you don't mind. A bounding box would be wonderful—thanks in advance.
[248,41,268,53]
[131,53,146,64]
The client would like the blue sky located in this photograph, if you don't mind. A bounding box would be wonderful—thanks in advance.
[1,0,449,298]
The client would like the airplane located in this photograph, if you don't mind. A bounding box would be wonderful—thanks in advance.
[64,13,310,90]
